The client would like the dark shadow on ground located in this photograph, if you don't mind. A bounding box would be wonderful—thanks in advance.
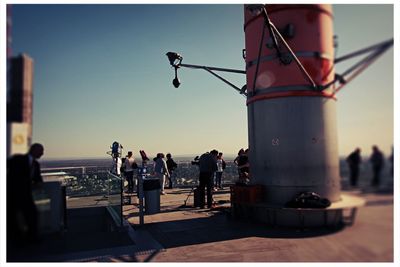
[7,206,135,262]
[135,209,346,250]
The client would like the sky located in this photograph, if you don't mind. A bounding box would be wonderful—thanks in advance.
[6,3,395,159]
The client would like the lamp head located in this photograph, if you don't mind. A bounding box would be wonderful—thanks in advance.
[166,52,183,67]
[172,77,181,88]
[246,4,264,16]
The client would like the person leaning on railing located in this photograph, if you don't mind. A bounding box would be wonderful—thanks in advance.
[198,149,218,208]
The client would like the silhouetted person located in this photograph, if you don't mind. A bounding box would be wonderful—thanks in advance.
[166,153,178,189]
[7,143,44,248]
[389,146,394,177]
[346,148,362,187]
[234,148,245,177]
[198,149,218,208]
[237,148,250,184]
[370,145,384,187]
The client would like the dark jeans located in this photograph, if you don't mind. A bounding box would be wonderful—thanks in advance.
[168,171,174,189]
[125,171,134,192]
[372,165,382,186]
[215,172,223,188]
[349,167,359,186]
[199,172,213,208]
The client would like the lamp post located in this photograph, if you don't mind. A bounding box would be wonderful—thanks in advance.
[166,52,247,95]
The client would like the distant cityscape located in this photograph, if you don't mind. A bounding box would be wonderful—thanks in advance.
[41,157,394,198]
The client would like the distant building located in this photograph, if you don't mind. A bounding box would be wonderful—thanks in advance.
[7,54,34,156]
[7,5,12,58]
[7,5,12,104]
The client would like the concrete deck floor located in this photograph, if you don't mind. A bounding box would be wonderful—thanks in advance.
[7,185,393,262]
[123,186,393,262]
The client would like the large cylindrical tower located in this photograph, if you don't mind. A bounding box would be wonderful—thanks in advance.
[244,4,341,205]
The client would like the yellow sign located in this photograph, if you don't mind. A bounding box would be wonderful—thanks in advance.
[7,123,29,156]
[13,134,25,145]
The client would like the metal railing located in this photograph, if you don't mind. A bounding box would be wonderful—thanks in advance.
[106,172,123,227]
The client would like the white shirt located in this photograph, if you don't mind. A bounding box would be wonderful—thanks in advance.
[217,158,224,172]
[125,157,135,172]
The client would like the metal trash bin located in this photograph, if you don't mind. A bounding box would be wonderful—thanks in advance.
[143,178,161,214]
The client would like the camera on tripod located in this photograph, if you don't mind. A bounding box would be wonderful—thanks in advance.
[191,155,200,165]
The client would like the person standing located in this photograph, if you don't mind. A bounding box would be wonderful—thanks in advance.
[166,153,178,189]
[154,153,170,195]
[124,151,137,193]
[389,146,394,177]
[234,148,245,178]
[198,149,218,208]
[238,148,250,184]
[215,152,226,189]
[370,145,385,187]
[7,143,44,245]
[346,148,362,187]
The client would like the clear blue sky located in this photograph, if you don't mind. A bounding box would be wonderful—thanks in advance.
[8,4,394,159]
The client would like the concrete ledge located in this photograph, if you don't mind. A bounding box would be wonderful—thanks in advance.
[232,193,366,228]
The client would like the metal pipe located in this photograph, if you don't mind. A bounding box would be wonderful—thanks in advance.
[269,22,317,89]
[334,38,393,64]
[335,45,391,93]
[203,67,244,95]
[252,15,267,92]
[179,63,246,74]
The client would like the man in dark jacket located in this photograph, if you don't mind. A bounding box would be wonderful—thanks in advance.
[198,149,218,208]
[166,153,178,189]
[346,148,362,187]
[370,145,384,187]
[7,143,44,246]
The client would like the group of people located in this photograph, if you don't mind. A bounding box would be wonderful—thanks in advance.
[195,148,248,209]
[115,150,178,195]
[346,145,393,187]
[153,153,178,194]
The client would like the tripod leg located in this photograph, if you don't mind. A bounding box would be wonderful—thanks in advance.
[184,187,195,205]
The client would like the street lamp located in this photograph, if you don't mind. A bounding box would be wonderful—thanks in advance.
[166,52,182,67]
[165,51,247,95]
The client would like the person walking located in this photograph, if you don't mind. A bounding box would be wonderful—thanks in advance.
[370,145,384,187]
[346,148,362,187]
[215,152,226,189]
[154,153,170,195]
[198,149,218,208]
[166,153,178,189]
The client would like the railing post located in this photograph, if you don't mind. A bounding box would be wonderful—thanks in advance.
[138,162,146,225]
[120,174,123,227]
